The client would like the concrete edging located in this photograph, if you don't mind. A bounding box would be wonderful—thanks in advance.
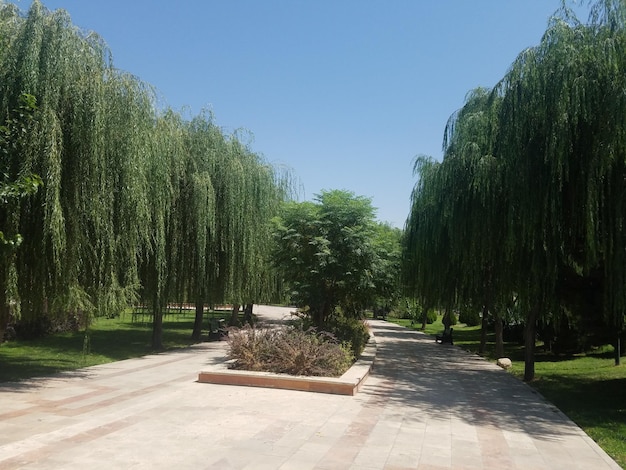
[198,331,376,396]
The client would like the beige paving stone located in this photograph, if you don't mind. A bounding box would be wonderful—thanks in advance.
[0,306,621,470]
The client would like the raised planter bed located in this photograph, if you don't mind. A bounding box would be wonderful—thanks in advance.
[197,333,376,396]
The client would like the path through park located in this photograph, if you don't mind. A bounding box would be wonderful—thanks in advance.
[0,305,620,469]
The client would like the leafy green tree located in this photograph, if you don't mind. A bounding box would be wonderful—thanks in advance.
[404,0,626,381]
[0,92,42,340]
[0,1,288,350]
[492,0,626,378]
[371,222,402,313]
[402,156,455,328]
[272,189,389,328]
[0,0,149,334]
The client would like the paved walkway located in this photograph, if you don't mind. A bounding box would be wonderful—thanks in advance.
[0,306,620,470]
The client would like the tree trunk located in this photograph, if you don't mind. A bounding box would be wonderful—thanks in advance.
[311,306,323,329]
[0,223,17,343]
[479,270,493,355]
[479,304,488,354]
[191,296,204,341]
[151,295,164,350]
[494,309,504,358]
[0,264,8,342]
[229,304,240,327]
[524,304,539,382]
[421,305,429,331]
[243,303,254,326]
[442,306,452,331]
[0,298,9,343]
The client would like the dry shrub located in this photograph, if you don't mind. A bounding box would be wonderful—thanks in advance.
[227,326,353,377]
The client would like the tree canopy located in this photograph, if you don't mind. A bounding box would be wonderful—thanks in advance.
[403,0,626,380]
[272,189,400,328]
[0,0,288,348]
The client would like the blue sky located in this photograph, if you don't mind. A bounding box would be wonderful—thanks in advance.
[16,0,590,227]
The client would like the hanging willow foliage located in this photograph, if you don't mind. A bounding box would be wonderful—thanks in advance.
[404,0,626,380]
[495,0,626,319]
[0,0,144,329]
[0,1,289,348]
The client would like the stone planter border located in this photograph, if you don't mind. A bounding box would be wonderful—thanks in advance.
[198,332,376,396]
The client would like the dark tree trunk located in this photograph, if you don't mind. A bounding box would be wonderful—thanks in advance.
[479,270,493,355]
[0,296,8,343]
[191,297,204,341]
[243,303,254,326]
[229,304,240,327]
[0,263,8,342]
[312,307,323,329]
[151,294,164,350]
[442,306,452,331]
[312,301,332,330]
[524,304,539,382]
[421,305,428,331]
[0,209,17,342]
[494,310,504,358]
[479,304,489,354]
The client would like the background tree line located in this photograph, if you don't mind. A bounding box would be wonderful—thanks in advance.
[403,0,626,380]
[0,0,290,349]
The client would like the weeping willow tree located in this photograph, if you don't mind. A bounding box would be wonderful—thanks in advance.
[208,133,287,327]
[405,0,626,381]
[0,0,150,336]
[137,95,289,347]
[0,0,290,350]
[403,89,508,354]
[493,0,626,379]
[159,114,287,340]
[439,87,509,357]
[403,155,459,331]
[137,110,185,350]
[175,112,217,341]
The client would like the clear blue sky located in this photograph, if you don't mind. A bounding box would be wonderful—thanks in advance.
[16,0,590,228]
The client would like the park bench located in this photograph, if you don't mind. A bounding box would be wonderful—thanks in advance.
[208,318,228,341]
[435,328,453,345]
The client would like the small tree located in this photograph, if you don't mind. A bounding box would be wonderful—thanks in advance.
[272,189,389,328]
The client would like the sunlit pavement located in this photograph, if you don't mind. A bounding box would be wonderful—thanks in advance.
[0,305,620,469]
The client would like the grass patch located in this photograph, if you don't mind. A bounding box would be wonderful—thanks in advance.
[0,310,229,383]
[387,314,626,468]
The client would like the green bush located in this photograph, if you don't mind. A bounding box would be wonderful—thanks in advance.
[327,315,370,357]
[459,309,481,326]
[426,309,437,324]
[227,325,353,377]
[439,311,458,326]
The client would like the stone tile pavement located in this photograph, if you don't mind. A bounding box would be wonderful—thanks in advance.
[0,305,621,469]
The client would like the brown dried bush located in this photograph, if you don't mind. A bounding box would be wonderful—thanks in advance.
[227,326,353,377]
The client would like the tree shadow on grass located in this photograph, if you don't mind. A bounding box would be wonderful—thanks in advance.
[0,317,203,383]
[0,355,80,385]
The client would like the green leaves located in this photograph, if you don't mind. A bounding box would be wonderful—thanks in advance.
[0,1,287,342]
[0,92,42,251]
[272,189,399,326]
[404,0,626,364]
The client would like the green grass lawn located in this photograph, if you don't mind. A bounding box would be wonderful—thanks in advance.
[387,314,626,468]
[0,309,231,383]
